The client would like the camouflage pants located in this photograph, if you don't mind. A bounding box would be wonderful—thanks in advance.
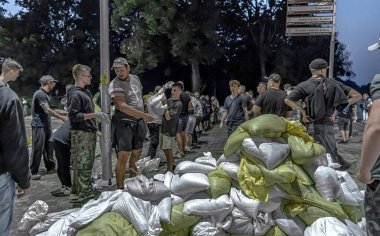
[365,180,380,235]
[71,130,96,201]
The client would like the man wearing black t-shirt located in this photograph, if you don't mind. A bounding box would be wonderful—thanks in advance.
[30,75,68,180]
[253,73,291,118]
[285,58,361,170]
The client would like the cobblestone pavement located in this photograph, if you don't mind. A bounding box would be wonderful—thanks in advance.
[10,117,365,235]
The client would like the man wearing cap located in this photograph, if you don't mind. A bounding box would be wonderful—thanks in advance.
[358,38,380,235]
[220,79,247,136]
[253,73,292,118]
[108,57,153,189]
[285,58,361,170]
[0,58,30,235]
[30,75,68,180]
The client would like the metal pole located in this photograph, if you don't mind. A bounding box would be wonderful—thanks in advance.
[100,0,112,182]
[328,0,336,78]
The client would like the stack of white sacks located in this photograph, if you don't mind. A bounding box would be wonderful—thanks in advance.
[19,114,367,236]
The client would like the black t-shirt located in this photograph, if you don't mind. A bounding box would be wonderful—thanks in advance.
[223,95,246,125]
[50,121,71,145]
[31,88,51,127]
[255,88,290,118]
[162,99,182,136]
[287,78,351,124]
[180,92,190,116]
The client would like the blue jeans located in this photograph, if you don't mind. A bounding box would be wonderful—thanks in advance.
[0,172,16,236]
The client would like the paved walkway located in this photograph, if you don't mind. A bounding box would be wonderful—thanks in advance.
[10,119,228,235]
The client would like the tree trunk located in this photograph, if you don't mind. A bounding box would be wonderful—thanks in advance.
[191,61,201,92]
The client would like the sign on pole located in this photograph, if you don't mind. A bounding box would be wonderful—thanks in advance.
[286,27,333,36]
[286,16,333,25]
[287,5,334,14]
[288,0,333,3]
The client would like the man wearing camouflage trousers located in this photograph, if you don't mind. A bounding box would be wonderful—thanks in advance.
[67,64,106,203]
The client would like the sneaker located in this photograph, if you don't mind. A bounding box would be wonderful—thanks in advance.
[339,161,352,171]
[338,140,347,144]
[176,152,185,158]
[69,193,79,201]
[185,146,191,152]
[31,174,41,180]
[46,168,56,174]
[63,187,71,196]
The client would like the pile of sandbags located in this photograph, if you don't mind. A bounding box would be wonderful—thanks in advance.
[20,114,366,236]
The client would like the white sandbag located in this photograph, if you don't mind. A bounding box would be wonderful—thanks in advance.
[242,138,290,170]
[326,153,341,170]
[258,197,282,213]
[171,173,210,196]
[186,191,211,201]
[357,218,366,232]
[258,142,290,169]
[268,185,290,200]
[216,153,241,165]
[45,210,80,236]
[230,187,260,218]
[191,221,227,236]
[174,161,216,175]
[253,212,275,235]
[272,208,306,236]
[136,157,161,174]
[111,192,161,236]
[306,217,354,236]
[156,172,173,222]
[195,152,217,167]
[336,170,364,206]
[69,190,122,229]
[124,175,171,202]
[302,154,328,178]
[148,92,166,116]
[314,166,342,201]
[226,208,255,235]
[242,138,262,159]
[219,162,239,180]
[153,174,165,182]
[18,200,49,232]
[344,219,366,236]
[30,209,79,236]
[183,194,233,218]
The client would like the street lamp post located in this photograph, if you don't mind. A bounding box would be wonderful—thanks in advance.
[99,0,112,183]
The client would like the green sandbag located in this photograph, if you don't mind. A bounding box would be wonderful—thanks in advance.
[161,204,201,233]
[284,120,314,143]
[160,227,190,236]
[282,201,332,226]
[76,212,139,236]
[240,114,286,138]
[206,167,232,199]
[264,226,288,236]
[341,204,365,223]
[282,183,348,220]
[224,126,250,156]
[287,135,326,165]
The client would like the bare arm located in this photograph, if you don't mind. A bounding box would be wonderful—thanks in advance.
[41,104,68,122]
[243,106,249,121]
[220,110,227,128]
[284,98,309,123]
[347,88,362,105]
[113,96,153,122]
[164,108,171,121]
[358,99,380,184]
[252,104,261,116]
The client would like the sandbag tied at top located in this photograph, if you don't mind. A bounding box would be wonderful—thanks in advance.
[229,187,260,218]
[183,194,234,219]
[161,204,201,234]
[313,166,342,201]
[174,161,216,175]
[336,170,364,206]
[283,119,314,143]
[240,114,286,138]
[287,135,326,165]
[242,138,290,170]
[171,173,210,196]
[124,175,171,203]
[224,126,250,157]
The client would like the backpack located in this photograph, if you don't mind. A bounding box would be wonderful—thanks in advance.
[306,77,327,121]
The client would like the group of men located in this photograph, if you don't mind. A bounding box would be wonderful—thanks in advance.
[221,58,362,171]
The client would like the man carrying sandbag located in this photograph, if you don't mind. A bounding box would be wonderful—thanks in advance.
[284,58,361,170]
[358,38,380,236]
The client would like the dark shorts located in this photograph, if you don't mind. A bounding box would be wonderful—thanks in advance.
[177,115,189,133]
[112,118,147,152]
[365,180,380,236]
[338,118,350,131]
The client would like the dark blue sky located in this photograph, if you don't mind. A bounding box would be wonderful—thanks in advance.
[4,0,380,86]
[336,0,380,86]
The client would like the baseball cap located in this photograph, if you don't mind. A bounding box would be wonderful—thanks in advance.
[309,58,328,70]
[368,38,380,51]
[112,57,128,69]
[39,75,57,84]
[267,73,281,83]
